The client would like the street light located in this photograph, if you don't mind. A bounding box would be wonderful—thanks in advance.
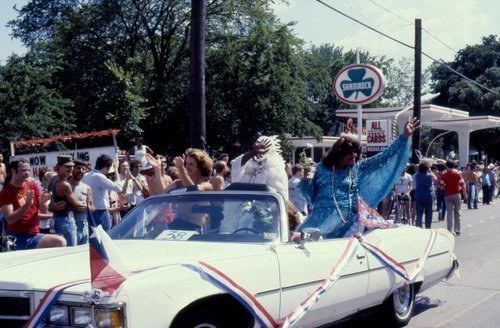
[425,130,453,158]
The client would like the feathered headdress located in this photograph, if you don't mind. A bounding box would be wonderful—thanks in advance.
[253,135,282,162]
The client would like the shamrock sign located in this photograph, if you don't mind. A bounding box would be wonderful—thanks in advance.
[334,64,385,105]
[340,68,374,100]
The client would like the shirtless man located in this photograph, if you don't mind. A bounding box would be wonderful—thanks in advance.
[462,164,481,209]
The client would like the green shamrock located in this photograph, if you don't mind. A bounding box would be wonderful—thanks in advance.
[340,68,374,100]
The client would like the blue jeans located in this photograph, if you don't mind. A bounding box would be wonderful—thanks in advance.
[76,220,89,245]
[93,210,111,232]
[436,189,446,216]
[54,215,77,246]
[416,198,433,229]
[467,183,478,209]
[489,183,495,203]
[7,232,44,250]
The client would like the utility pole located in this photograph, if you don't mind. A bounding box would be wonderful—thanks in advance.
[190,0,206,149]
[412,18,422,164]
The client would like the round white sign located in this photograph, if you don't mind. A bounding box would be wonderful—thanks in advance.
[333,64,385,105]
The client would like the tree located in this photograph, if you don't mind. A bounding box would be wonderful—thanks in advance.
[5,0,430,159]
[204,3,324,157]
[8,0,296,155]
[0,48,74,154]
[383,57,431,107]
[430,35,500,160]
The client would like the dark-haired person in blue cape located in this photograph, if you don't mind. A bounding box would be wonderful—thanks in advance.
[299,118,419,238]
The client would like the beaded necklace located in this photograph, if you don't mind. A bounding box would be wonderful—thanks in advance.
[331,166,355,223]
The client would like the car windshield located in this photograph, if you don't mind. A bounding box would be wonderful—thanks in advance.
[109,192,282,242]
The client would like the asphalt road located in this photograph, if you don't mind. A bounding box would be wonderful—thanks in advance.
[331,197,500,328]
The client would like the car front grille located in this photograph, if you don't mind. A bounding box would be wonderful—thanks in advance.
[0,292,33,328]
[0,296,31,316]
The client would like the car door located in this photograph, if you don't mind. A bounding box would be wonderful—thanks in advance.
[275,237,369,327]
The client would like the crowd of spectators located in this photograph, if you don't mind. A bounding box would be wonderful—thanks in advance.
[1,133,499,250]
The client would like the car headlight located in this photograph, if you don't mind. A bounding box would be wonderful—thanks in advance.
[95,308,123,327]
[48,304,69,325]
[47,303,125,327]
[71,307,93,326]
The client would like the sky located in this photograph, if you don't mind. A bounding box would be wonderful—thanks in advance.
[1,0,499,67]
[0,0,28,64]
[272,0,499,68]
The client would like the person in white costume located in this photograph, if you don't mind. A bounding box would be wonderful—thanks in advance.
[230,136,288,200]
[219,136,288,234]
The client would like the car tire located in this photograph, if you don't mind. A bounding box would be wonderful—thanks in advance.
[176,309,226,328]
[380,283,415,327]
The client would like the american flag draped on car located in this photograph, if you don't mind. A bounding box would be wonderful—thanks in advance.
[88,208,131,294]
[24,207,130,327]
[357,196,392,229]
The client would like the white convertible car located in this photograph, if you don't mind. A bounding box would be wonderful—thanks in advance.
[0,184,458,328]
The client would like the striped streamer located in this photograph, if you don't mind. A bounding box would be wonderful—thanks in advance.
[23,279,89,328]
[359,229,437,282]
[183,261,278,328]
[280,237,360,328]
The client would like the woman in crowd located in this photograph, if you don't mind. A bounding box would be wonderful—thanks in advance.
[147,148,213,194]
[414,161,437,228]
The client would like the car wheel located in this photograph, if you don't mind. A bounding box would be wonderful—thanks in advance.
[176,309,226,328]
[381,283,415,327]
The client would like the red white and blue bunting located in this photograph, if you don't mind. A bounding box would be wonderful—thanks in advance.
[280,236,359,328]
[358,229,437,282]
[183,261,278,328]
[185,230,438,328]
[23,279,89,328]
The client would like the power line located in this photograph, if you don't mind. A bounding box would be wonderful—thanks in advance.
[368,0,458,54]
[421,52,499,94]
[314,0,414,50]
[315,0,499,96]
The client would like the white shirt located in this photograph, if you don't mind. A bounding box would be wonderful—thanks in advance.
[395,173,412,194]
[71,181,91,221]
[82,169,122,210]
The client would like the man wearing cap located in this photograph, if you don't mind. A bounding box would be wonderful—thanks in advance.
[82,154,129,232]
[0,158,66,250]
[48,155,87,246]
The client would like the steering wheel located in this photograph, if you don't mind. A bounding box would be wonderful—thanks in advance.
[232,227,260,234]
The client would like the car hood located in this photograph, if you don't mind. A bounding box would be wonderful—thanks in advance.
[0,240,270,293]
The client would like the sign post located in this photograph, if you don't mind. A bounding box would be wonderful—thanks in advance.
[356,52,362,145]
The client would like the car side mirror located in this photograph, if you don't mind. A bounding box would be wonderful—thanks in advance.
[297,228,321,249]
[302,228,321,241]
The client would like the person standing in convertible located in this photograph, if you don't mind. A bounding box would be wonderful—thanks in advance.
[298,118,419,238]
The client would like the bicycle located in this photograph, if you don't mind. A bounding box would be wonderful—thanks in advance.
[0,216,16,252]
[386,191,411,224]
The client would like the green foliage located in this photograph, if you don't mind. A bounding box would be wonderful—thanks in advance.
[205,3,324,156]
[0,48,74,154]
[430,34,500,159]
[4,0,496,164]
